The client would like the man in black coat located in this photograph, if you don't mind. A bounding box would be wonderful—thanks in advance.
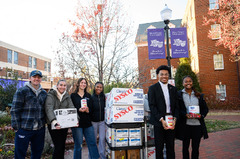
[148,65,179,159]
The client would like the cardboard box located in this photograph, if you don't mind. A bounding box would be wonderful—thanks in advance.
[114,137,128,147]
[129,137,142,146]
[127,149,140,159]
[115,129,129,137]
[147,147,156,159]
[106,127,115,146]
[108,150,126,159]
[106,88,144,107]
[105,105,144,124]
[129,128,141,137]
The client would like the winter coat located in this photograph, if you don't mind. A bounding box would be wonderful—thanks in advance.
[45,89,75,124]
[176,91,209,140]
[91,93,105,122]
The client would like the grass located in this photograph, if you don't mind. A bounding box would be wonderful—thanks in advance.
[205,119,240,133]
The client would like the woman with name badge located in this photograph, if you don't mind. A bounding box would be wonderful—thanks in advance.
[45,79,76,159]
[70,78,99,159]
[176,75,209,159]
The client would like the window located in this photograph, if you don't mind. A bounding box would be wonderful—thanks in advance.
[29,56,32,68]
[216,84,226,100]
[150,69,157,80]
[213,54,224,70]
[14,51,18,64]
[48,62,51,72]
[44,62,47,71]
[33,57,37,69]
[209,0,219,10]
[211,24,221,39]
[7,50,12,63]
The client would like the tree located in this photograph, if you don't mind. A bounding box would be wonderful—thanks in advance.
[175,63,201,92]
[55,0,137,86]
[203,0,240,61]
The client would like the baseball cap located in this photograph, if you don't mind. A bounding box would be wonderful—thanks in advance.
[30,70,42,77]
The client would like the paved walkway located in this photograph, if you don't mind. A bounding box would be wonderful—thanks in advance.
[64,114,240,159]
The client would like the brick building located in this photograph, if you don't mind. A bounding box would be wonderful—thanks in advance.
[135,20,182,93]
[0,40,52,90]
[135,0,240,101]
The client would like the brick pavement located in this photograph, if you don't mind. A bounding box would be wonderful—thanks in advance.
[65,114,240,159]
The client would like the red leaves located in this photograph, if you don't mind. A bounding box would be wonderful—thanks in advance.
[203,0,240,58]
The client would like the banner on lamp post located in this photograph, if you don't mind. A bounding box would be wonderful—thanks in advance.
[170,27,189,58]
[147,28,166,59]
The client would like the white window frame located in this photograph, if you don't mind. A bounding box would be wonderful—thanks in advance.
[150,69,157,80]
[209,0,219,10]
[216,84,226,100]
[213,54,224,70]
[211,24,221,40]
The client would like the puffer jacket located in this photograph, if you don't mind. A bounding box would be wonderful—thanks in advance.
[45,89,75,124]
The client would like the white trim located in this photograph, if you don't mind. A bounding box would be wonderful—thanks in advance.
[213,54,224,70]
[0,61,50,76]
[0,40,51,62]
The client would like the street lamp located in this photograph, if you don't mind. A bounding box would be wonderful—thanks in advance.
[161,4,172,78]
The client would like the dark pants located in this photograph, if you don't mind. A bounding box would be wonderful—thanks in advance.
[154,125,175,159]
[14,127,45,159]
[48,125,68,159]
[183,125,202,159]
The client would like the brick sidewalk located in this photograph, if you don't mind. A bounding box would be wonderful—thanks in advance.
[65,114,240,159]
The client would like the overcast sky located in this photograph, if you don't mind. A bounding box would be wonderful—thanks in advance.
[0,0,188,62]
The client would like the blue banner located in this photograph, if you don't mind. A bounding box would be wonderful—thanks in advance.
[170,27,189,58]
[147,28,166,59]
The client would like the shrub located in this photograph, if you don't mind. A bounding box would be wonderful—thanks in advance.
[0,115,11,126]
[205,94,240,110]
[175,63,201,92]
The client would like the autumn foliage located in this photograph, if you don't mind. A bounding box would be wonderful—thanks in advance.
[203,0,240,61]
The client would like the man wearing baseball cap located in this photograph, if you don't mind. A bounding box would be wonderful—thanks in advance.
[11,70,47,159]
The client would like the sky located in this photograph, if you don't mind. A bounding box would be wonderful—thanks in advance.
[0,0,188,70]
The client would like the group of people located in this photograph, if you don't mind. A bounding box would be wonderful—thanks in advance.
[10,64,209,159]
[148,65,208,159]
[11,70,106,159]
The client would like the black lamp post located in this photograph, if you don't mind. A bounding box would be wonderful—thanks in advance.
[161,4,172,79]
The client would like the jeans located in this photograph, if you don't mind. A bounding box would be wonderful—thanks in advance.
[71,126,100,159]
[92,121,106,159]
[14,127,45,159]
[48,125,68,159]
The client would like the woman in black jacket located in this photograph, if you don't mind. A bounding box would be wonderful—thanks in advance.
[176,75,208,159]
[91,81,106,159]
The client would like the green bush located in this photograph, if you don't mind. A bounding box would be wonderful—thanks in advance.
[0,115,11,125]
[175,63,201,92]
[0,79,18,111]
[0,115,11,126]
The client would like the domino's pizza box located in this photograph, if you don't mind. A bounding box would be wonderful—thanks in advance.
[106,88,144,107]
[105,105,144,124]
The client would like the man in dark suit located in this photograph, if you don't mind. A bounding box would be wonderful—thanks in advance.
[148,65,179,159]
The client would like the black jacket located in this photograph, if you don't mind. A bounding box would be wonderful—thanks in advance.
[176,91,209,140]
[71,92,93,128]
[148,82,179,127]
[91,93,105,122]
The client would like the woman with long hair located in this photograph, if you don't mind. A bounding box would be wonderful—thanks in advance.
[70,78,99,159]
[176,75,209,159]
[45,79,75,159]
[91,81,106,159]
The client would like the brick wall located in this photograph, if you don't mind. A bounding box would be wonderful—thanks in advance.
[194,0,240,98]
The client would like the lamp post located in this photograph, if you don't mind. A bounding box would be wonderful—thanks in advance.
[161,4,172,79]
